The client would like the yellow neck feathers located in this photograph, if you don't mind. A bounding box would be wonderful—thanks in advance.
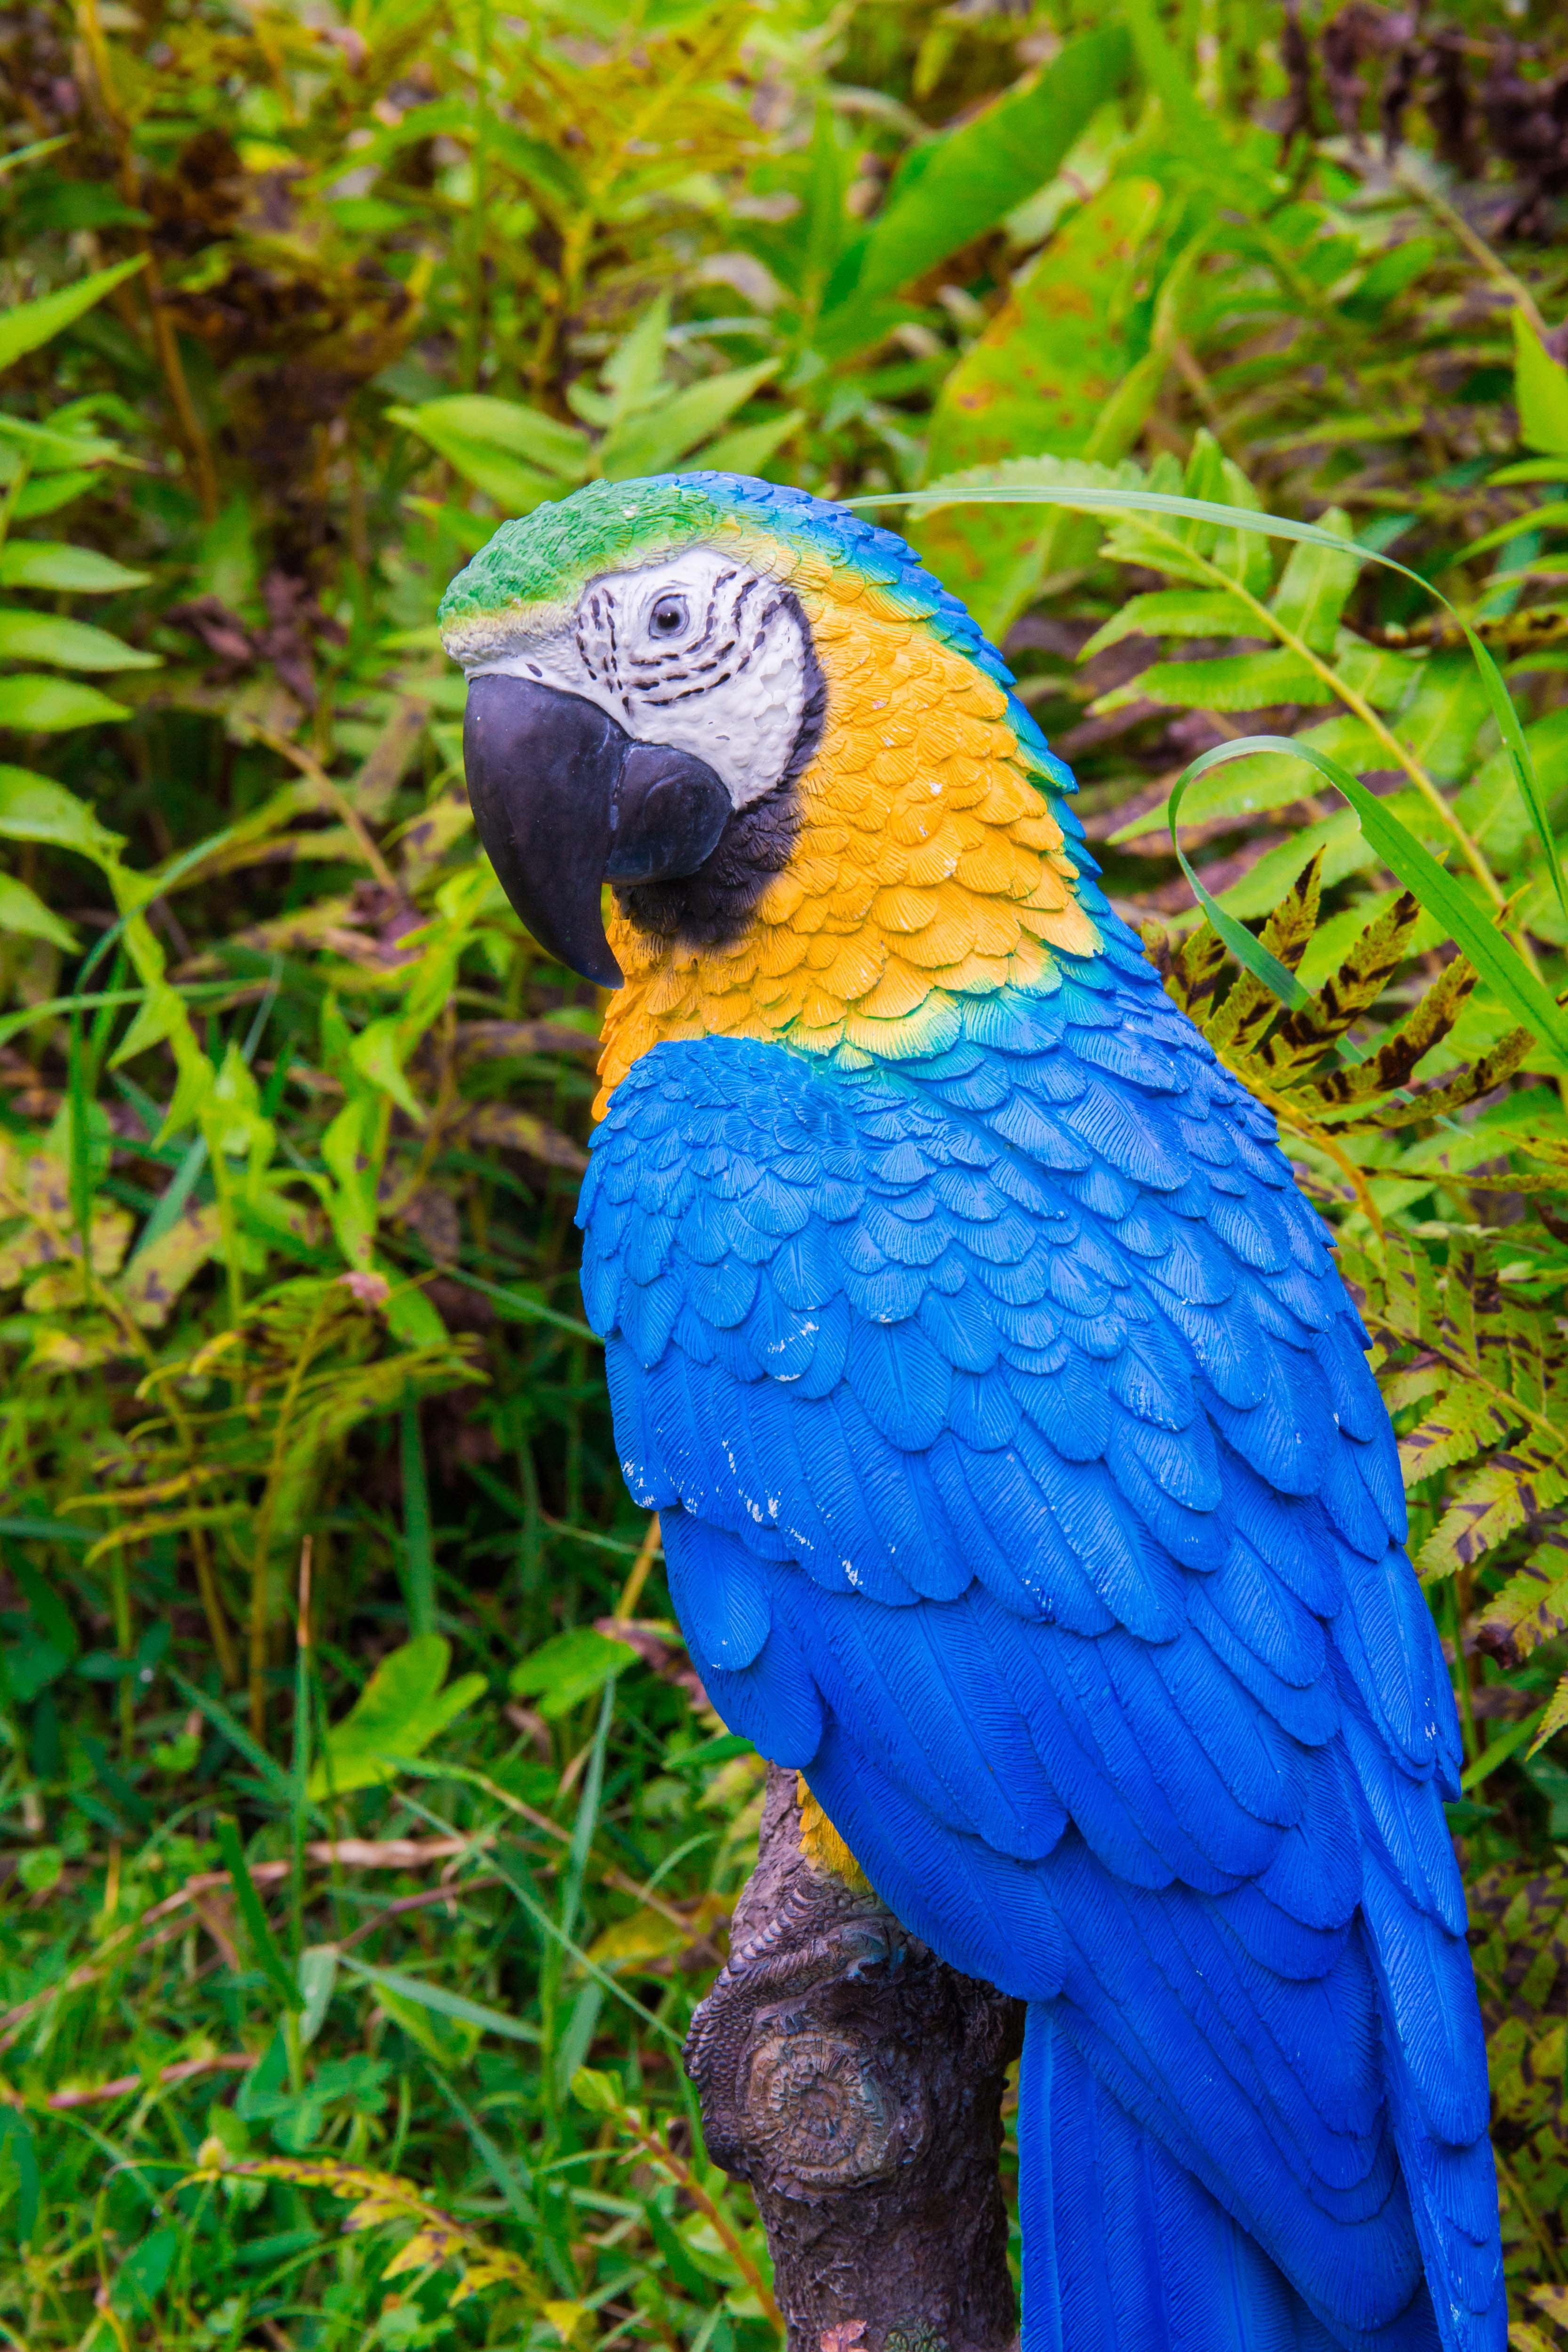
[596,583,1098,1111]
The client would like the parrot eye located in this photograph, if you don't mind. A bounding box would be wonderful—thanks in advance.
[649,594,689,640]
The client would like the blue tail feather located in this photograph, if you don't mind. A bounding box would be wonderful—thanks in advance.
[1019,2006,1441,2352]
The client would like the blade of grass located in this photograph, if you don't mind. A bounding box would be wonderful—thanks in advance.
[1465,628,1568,924]
[1168,734,1568,1062]
[337,1954,540,2043]
[167,1664,299,1810]
[399,1403,436,1639]
[1461,1708,1547,1791]
[389,1771,685,2050]
[854,483,1568,955]
[213,1816,304,2016]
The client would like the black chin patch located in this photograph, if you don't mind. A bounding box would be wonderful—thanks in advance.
[615,603,825,951]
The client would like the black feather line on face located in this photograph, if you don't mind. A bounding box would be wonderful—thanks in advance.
[614,591,825,952]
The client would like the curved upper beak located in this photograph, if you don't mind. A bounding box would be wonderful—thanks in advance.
[462,675,733,987]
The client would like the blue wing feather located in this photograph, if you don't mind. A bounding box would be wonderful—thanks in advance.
[579,948,1502,2352]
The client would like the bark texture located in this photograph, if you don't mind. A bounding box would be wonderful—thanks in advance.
[685,1766,1023,2352]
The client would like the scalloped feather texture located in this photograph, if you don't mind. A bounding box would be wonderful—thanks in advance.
[597,580,1100,1102]
[578,972,1505,2352]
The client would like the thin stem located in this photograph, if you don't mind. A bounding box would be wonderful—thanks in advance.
[1179,533,1506,910]
[254,730,396,890]
[188,1525,240,1691]
[465,0,492,393]
[111,1555,134,1762]
[619,2113,784,2335]
[74,0,219,522]
[290,1536,312,1971]
[1398,166,1549,340]
[248,1293,333,1740]
[613,1516,661,1619]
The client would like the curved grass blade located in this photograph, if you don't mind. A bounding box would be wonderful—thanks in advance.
[1170,735,1568,1064]
[1465,627,1568,924]
[1161,761,1310,1009]
[850,481,1568,938]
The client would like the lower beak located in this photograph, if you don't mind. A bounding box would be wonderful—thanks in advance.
[462,675,733,987]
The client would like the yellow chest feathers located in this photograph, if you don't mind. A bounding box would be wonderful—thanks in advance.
[596,586,1098,1110]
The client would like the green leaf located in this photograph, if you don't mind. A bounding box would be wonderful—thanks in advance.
[349,1015,423,1121]
[1100,645,1320,714]
[0,542,149,593]
[297,1944,338,2049]
[1111,714,1385,842]
[11,474,96,522]
[1465,625,1568,924]
[0,255,147,374]
[0,2112,39,2246]
[167,1665,298,1807]
[340,1955,539,2045]
[599,360,779,480]
[1396,653,1490,779]
[699,411,804,477]
[213,1815,305,2014]
[0,868,75,948]
[485,121,587,210]
[1513,309,1568,456]
[821,23,1132,343]
[1120,0,1220,159]
[923,177,1164,479]
[509,1625,638,1721]
[0,413,124,471]
[915,454,1147,644]
[600,295,670,415]
[0,609,158,671]
[1268,507,1361,653]
[0,674,131,731]
[308,1634,486,1797]
[1453,497,1568,567]
[392,394,588,479]
[390,408,563,513]
[911,177,1165,633]
[0,135,72,182]
[0,764,123,859]
[1082,588,1257,658]
[571,2065,622,2115]
[111,2225,180,2316]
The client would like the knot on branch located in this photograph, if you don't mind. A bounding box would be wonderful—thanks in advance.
[746,2018,931,2193]
[685,1768,1022,2352]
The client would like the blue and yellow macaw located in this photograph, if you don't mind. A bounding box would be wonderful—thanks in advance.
[440,474,1503,2352]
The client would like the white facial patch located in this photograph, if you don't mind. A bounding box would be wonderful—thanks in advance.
[462,551,812,808]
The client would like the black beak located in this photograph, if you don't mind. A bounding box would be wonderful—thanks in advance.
[462,675,733,987]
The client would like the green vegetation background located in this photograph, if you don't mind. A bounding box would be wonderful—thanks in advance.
[5,0,1568,2344]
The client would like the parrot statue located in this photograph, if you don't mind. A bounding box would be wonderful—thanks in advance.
[439,472,1504,2352]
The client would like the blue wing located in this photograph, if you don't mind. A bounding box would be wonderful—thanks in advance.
[578,936,1501,2352]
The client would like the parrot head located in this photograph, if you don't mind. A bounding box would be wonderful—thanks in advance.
[439,473,1101,1099]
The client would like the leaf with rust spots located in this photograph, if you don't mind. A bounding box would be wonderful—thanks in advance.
[454,1103,588,1173]
[1400,1378,1520,1486]
[1477,1534,1568,1664]
[118,1202,223,1327]
[1418,1447,1568,1580]
[1206,852,1324,1060]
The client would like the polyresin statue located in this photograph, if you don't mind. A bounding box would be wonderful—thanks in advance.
[440,474,1503,2352]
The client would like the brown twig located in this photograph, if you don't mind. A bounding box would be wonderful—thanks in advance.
[0,1841,494,2053]
[35,2051,256,2112]
[337,1874,502,1951]
[619,2109,784,2334]
[73,0,220,521]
